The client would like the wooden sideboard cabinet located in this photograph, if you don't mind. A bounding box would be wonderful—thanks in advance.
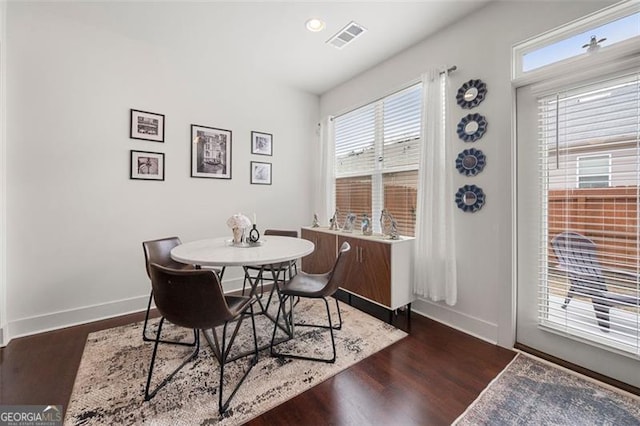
[301,228,337,274]
[301,227,414,311]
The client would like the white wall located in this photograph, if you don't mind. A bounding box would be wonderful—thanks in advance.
[319,0,615,347]
[5,3,318,340]
[0,0,7,346]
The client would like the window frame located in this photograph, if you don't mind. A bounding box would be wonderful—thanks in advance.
[537,72,640,356]
[576,153,612,189]
[512,1,640,84]
[332,82,422,236]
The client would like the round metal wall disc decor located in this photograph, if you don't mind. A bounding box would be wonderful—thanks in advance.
[456,148,486,176]
[456,79,487,109]
[455,184,486,213]
[457,113,488,142]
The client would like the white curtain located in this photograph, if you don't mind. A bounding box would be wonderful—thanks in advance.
[314,117,335,225]
[413,69,457,305]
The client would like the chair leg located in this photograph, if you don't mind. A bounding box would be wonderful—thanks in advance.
[144,318,200,401]
[592,297,611,331]
[241,274,249,296]
[333,297,343,330]
[270,296,337,364]
[264,266,290,312]
[142,290,198,347]
[270,293,290,355]
[218,304,259,415]
[562,282,578,309]
[142,291,155,340]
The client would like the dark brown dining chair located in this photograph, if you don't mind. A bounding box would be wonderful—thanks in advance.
[142,236,222,345]
[270,241,351,363]
[142,237,197,346]
[242,229,299,310]
[145,263,258,414]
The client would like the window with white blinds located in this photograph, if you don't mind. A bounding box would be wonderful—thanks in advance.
[334,84,421,235]
[539,72,640,355]
[577,154,611,188]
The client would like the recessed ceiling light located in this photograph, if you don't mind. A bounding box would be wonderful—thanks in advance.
[306,18,326,32]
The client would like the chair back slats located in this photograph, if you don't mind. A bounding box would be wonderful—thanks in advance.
[551,231,606,293]
[552,232,601,275]
[149,263,233,329]
[142,236,191,278]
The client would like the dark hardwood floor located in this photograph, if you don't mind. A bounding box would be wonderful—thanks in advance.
[0,294,515,425]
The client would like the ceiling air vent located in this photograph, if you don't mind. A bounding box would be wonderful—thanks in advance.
[326,21,367,49]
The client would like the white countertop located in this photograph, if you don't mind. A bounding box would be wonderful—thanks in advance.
[170,235,315,267]
[302,226,414,244]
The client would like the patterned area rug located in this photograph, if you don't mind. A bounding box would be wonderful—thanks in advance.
[454,353,640,425]
[65,298,406,425]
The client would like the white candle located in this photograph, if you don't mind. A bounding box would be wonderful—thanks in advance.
[253,213,257,224]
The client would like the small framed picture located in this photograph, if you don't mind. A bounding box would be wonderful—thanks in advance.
[130,109,164,142]
[250,161,272,185]
[251,131,273,156]
[191,124,232,179]
[130,150,164,181]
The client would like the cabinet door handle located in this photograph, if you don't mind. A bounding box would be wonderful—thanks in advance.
[360,246,364,263]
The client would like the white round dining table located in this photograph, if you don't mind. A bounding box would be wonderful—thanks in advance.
[170,235,315,267]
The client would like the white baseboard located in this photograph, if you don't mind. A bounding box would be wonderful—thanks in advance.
[412,298,499,345]
[6,277,245,344]
[7,295,151,341]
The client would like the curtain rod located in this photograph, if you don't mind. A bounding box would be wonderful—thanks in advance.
[329,65,457,121]
[441,65,457,75]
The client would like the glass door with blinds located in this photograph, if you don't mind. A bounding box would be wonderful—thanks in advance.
[516,71,640,388]
[334,84,421,236]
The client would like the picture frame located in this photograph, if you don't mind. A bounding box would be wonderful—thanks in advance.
[191,124,232,179]
[251,131,273,156]
[130,150,164,181]
[250,161,272,185]
[130,109,164,142]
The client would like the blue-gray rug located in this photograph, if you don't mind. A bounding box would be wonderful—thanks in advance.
[454,353,640,425]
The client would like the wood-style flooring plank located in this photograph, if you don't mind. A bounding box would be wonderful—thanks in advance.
[0,305,515,425]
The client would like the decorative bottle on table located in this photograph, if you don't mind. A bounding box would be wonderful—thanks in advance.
[361,213,372,236]
[329,209,340,230]
[380,209,399,239]
[248,224,260,243]
[343,213,356,233]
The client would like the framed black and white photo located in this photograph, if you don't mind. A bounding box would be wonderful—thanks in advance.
[251,131,273,156]
[250,161,272,185]
[130,109,164,142]
[130,150,164,181]
[191,125,232,179]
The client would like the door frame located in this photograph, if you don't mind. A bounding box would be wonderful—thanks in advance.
[513,72,640,389]
[0,1,8,347]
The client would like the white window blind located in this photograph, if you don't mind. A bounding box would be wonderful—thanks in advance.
[539,72,640,355]
[334,84,421,234]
